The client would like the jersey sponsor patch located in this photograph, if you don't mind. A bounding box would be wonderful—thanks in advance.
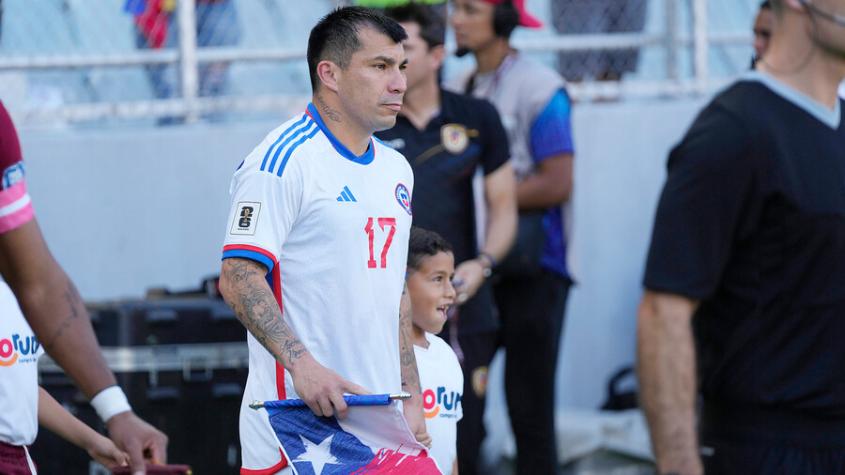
[395,183,412,216]
[230,201,261,235]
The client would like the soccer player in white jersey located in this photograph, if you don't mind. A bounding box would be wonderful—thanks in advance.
[218,7,430,474]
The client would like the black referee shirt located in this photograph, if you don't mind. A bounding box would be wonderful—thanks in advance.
[376,89,509,333]
[644,73,845,422]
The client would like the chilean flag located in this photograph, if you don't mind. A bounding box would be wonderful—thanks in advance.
[259,396,441,475]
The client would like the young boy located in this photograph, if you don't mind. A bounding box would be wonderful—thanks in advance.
[406,227,462,475]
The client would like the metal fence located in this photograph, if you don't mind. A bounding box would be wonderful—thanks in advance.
[0,0,758,126]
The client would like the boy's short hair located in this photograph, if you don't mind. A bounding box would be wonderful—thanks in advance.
[408,226,453,271]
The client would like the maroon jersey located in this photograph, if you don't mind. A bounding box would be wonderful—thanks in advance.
[0,103,32,234]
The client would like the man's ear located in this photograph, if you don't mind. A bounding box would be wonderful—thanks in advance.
[317,60,341,93]
[430,45,446,70]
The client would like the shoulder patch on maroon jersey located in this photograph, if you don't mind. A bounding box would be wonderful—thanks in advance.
[0,103,24,189]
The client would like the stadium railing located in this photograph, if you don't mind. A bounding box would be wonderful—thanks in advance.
[0,0,755,125]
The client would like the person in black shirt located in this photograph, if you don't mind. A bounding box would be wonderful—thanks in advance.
[638,0,845,474]
[377,5,517,474]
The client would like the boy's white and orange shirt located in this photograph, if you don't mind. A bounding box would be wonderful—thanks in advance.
[414,333,463,475]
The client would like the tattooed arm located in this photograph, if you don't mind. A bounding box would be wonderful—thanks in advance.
[219,257,369,418]
[0,219,168,471]
[398,284,431,447]
[0,220,116,396]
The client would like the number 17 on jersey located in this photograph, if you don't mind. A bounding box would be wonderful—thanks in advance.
[364,217,396,269]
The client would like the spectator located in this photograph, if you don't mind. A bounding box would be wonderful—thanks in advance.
[448,1,575,473]
[552,0,647,81]
[638,0,845,473]
[125,0,241,121]
[378,3,517,474]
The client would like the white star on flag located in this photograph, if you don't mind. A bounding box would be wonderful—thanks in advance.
[293,433,340,474]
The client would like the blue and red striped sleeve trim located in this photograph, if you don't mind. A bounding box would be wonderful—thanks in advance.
[222,244,277,272]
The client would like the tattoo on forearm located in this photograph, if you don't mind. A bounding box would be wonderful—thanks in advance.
[222,259,307,367]
[282,339,305,363]
[43,282,84,351]
[399,308,421,393]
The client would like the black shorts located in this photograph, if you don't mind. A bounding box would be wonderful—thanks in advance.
[700,402,845,474]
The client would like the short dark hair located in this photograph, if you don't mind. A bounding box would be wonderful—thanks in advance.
[407,227,453,271]
[307,6,408,91]
[760,0,771,9]
[384,2,446,49]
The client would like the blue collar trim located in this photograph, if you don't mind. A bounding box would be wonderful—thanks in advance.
[306,103,375,165]
[742,71,841,129]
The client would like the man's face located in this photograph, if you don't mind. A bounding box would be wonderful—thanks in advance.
[753,8,774,59]
[807,0,845,61]
[450,0,497,52]
[399,21,442,93]
[334,27,407,134]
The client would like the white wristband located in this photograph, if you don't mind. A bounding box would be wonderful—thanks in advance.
[90,386,132,422]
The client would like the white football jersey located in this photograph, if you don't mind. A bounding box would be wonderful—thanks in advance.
[0,281,41,447]
[415,334,463,475]
[223,104,414,473]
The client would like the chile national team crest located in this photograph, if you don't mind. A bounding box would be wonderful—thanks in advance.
[395,184,412,216]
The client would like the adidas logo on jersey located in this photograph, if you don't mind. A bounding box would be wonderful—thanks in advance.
[336,186,357,203]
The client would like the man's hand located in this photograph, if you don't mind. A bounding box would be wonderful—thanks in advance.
[453,259,486,305]
[291,355,370,419]
[106,411,168,475]
[403,397,431,448]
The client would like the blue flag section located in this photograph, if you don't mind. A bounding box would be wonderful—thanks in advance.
[262,399,442,474]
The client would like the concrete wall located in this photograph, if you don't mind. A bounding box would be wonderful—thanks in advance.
[19,96,709,411]
[558,97,706,408]
[21,122,269,300]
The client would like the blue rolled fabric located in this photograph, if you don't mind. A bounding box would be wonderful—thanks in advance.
[262,394,392,409]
